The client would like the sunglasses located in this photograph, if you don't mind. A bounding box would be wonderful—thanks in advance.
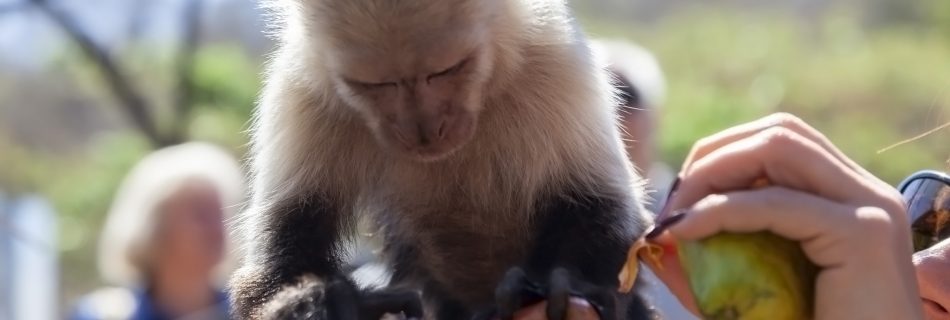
[897,170,950,253]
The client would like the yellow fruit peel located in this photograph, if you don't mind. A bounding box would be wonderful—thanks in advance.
[617,178,770,294]
[617,236,665,293]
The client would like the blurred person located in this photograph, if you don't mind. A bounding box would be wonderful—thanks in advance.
[69,142,246,320]
[591,39,674,215]
[899,169,950,320]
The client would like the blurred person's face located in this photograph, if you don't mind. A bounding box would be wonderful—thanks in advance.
[154,179,226,274]
[618,104,656,177]
[609,69,658,176]
[914,238,950,319]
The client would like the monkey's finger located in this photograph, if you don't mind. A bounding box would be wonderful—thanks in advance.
[510,298,602,320]
[496,267,530,320]
[545,268,571,320]
[567,277,617,320]
[325,278,362,320]
[571,284,616,320]
[681,113,888,188]
[470,308,501,320]
[359,289,424,320]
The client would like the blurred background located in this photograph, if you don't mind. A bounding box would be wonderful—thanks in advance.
[0,0,947,318]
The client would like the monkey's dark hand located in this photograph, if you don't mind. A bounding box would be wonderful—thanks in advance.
[264,276,424,320]
[475,267,616,320]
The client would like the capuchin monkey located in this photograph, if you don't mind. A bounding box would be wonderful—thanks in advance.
[229,0,655,319]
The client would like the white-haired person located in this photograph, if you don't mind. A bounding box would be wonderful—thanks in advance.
[70,142,246,320]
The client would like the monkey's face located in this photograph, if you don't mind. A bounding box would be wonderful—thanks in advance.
[332,46,490,162]
[314,1,496,162]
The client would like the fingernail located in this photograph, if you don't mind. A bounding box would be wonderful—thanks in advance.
[656,177,681,219]
[667,176,681,195]
[645,209,688,239]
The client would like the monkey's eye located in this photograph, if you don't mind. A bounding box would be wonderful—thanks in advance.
[363,81,398,90]
[346,78,398,91]
[426,58,468,83]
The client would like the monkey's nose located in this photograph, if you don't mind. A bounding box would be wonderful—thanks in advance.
[395,117,448,148]
[437,119,448,139]
[416,118,448,146]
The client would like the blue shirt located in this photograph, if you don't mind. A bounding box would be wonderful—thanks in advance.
[69,286,231,320]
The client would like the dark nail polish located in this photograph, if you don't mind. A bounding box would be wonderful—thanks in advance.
[656,177,682,219]
[645,209,688,239]
[668,176,682,194]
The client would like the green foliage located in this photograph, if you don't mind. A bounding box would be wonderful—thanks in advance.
[2,43,258,305]
[44,134,151,252]
[1,133,152,300]
[191,45,262,118]
[920,0,950,35]
[582,9,950,184]
[186,45,260,153]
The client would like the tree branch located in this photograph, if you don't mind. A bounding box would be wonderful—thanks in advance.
[29,0,173,147]
[170,0,204,142]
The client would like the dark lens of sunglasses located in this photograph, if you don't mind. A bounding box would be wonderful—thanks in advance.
[903,177,950,252]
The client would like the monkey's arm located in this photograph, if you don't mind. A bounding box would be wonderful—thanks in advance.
[229,196,422,320]
[490,191,653,320]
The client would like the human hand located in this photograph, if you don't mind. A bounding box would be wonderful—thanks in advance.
[648,113,923,320]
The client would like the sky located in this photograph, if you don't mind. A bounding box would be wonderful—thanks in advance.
[0,0,262,71]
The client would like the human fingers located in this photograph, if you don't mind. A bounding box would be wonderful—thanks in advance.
[667,186,887,267]
[665,127,904,222]
[665,187,922,319]
[681,113,889,188]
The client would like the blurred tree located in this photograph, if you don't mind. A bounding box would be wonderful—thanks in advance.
[921,0,950,34]
[169,0,204,143]
[27,0,169,147]
[0,0,260,314]
[15,0,212,148]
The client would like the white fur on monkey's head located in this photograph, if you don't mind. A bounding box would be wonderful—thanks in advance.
[97,142,246,287]
[590,39,667,110]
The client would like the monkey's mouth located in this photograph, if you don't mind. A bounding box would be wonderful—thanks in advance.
[387,113,476,162]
